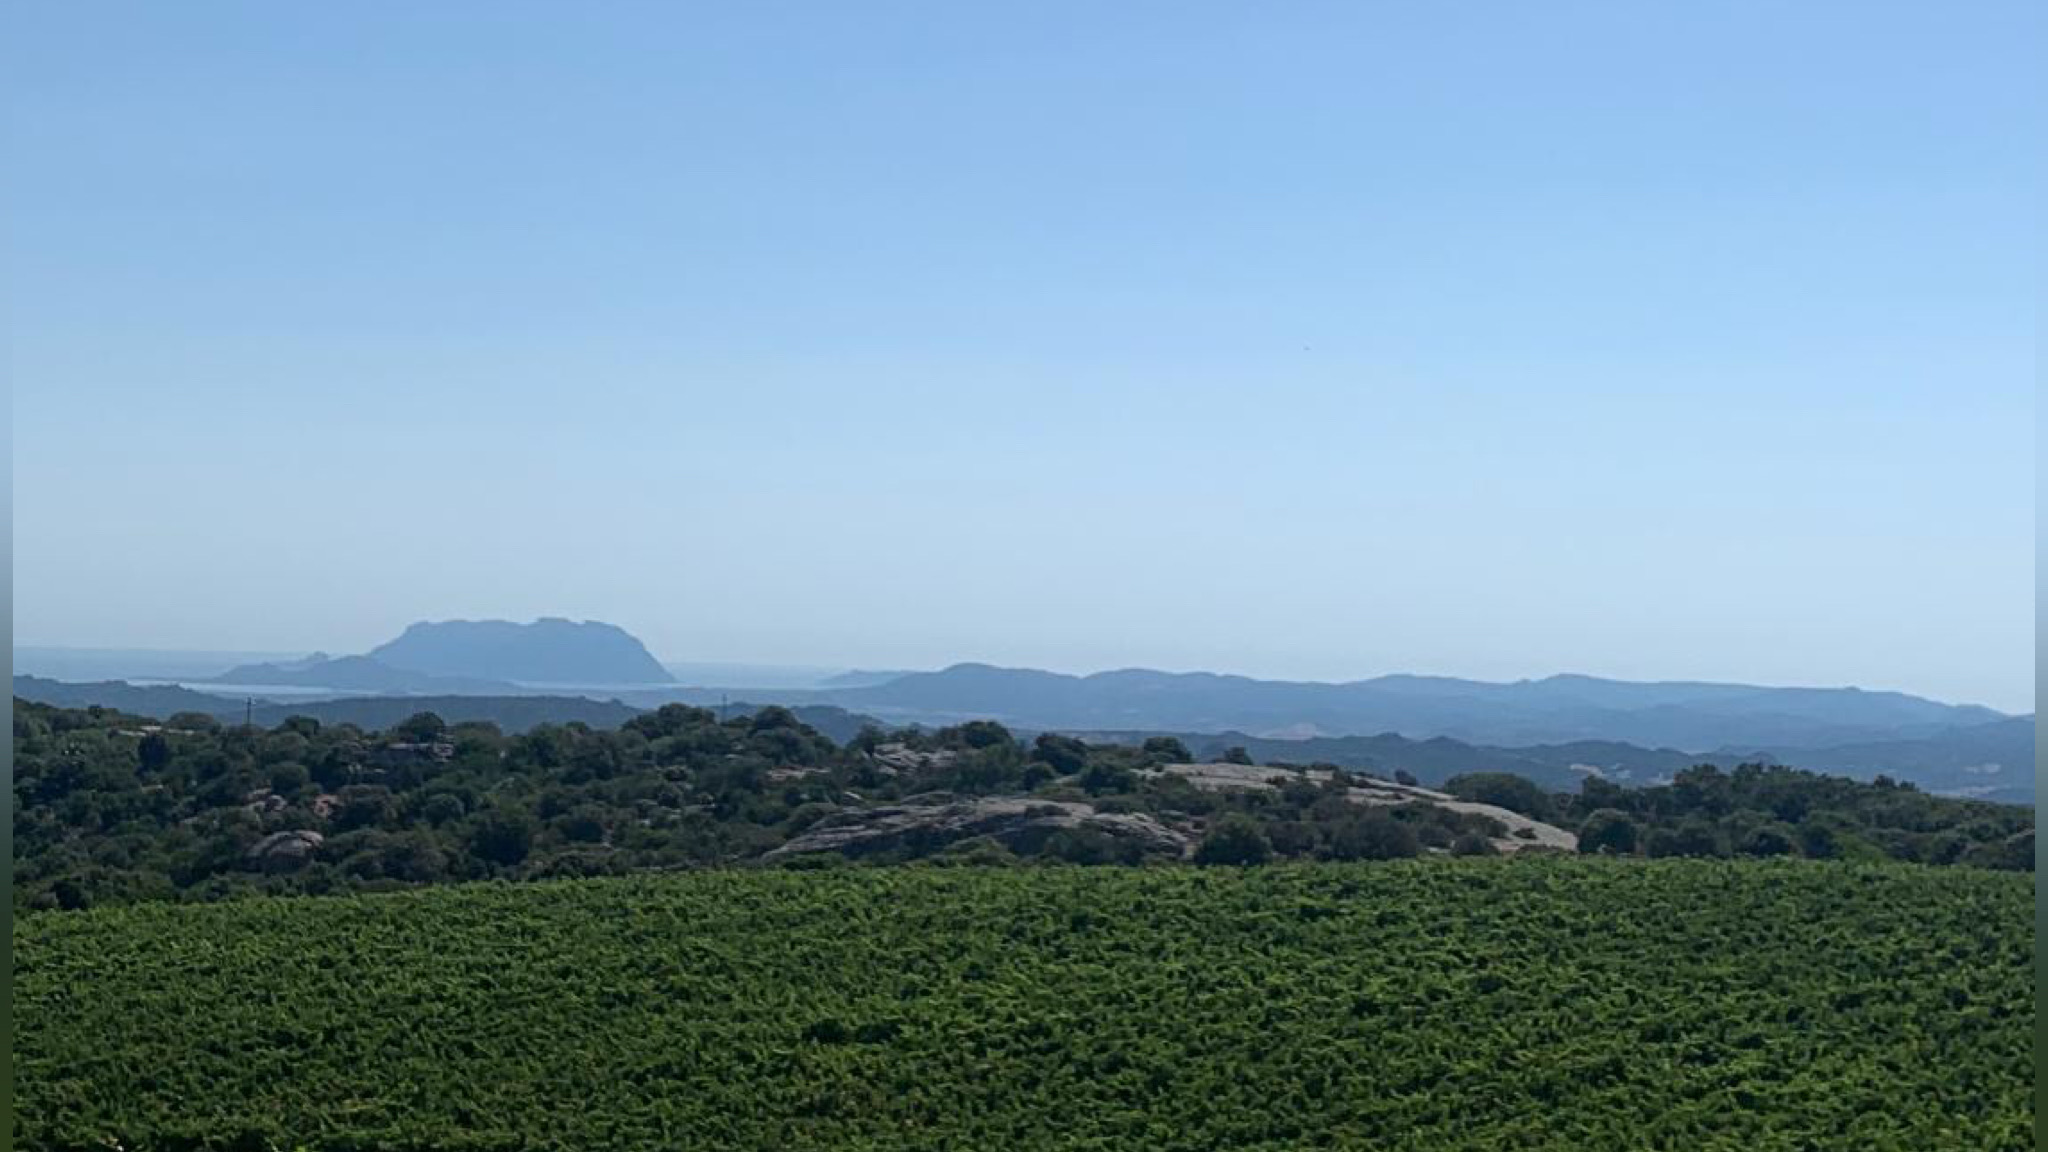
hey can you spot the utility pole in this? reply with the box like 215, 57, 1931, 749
720, 694, 729, 723
245, 697, 254, 729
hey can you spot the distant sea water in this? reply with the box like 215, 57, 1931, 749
15, 647, 872, 697
658, 663, 858, 690
14, 647, 309, 684
134, 680, 347, 699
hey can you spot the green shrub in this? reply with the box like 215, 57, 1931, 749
1444, 772, 1554, 821
1577, 809, 1639, 856
1326, 812, 1422, 861
1194, 815, 1272, 865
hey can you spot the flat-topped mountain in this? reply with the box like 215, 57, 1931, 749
189, 619, 672, 694
369, 618, 673, 685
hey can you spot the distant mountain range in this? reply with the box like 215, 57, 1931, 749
1061, 719, 2034, 803
34, 626, 2008, 753
13, 621, 2030, 802
776, 663, 2008, 752
15, 673, 2031, 803
12, 676, 252, 719
1720, 716, 2036, 802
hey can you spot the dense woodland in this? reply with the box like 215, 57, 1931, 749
13, 698, 2033, 911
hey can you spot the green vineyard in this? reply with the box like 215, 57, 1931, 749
14, 859, 2034, 1151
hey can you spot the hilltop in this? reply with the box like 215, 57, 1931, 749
12, 697, 2029, 913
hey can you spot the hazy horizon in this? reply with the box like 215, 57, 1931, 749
10, 631, 2030, 713
10, 3, 2037, 714
8, 10, 2036, 1151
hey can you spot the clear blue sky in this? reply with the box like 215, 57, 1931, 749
7, 2, 2038, 710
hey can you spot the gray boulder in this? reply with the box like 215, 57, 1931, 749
247, 829, 325, 871
769, 797, 1189, 859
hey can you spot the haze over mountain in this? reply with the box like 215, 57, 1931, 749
1062, 719, 2033, 804
14, 617, 2029, 801
790, 663, 2008, 752
11, 675, 253, 719
1720, 716, 2036, 803
14, 669, 2028, 803
20, 615, 2016, 746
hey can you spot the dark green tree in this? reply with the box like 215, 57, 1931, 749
1577, 809, 1639, 855
1446, 773, 1554, 821
1079, 761, 1136, 796
1141, 736, 1191, 763
1737, 823, 1798, 858
1450, 832, 1498, 856
470, 809, 537, 867
333, 785, 396, 831
136, 732, 171, 773
1194, 814, 1272, 865
948, 721, 1014, 750
393, 712, 448, 743
268, 762, 310, 795
1327, 812, 1422, 861
421, 793, 467, 826
1266, 820, 1318, 857
1032, 733, 1088, 775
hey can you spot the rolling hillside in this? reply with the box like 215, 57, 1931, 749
15, 672, 2030, 800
